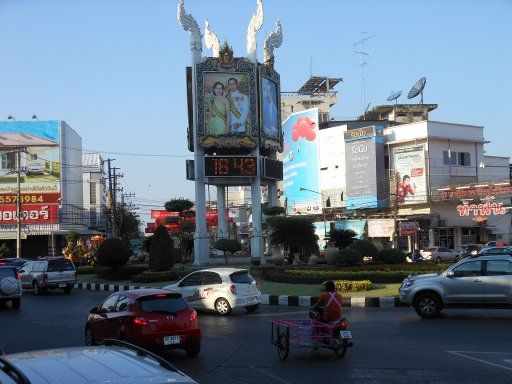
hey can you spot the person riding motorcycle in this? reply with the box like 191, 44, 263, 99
412, 249, 424, 263
311, 280, 342, 323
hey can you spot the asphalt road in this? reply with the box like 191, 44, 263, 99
1, 289, 512, 384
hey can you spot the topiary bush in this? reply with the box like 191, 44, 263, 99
349, 239, 379, 259
96, 238, 130, 268
214, 239, 242, 255
262, 205, 286, 216
325, 229, 357, 249
149, 225, 176, 272
336, 248, 363, 266
377, 248, 407, 264
322, 280, 372, 292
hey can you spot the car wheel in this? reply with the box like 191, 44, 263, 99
215, 298, 232, 316
11, 298, 21, 310
435, 257, 442, 263
185, 340, 201, 357
85, 327, 96, 346
33, 281, 44, 295
63, 286, 72, 294
244, 304, 259, 313
414, 293, 442, 319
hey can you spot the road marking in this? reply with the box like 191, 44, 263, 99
446, 351, 512, 372
251, 367, 293, 384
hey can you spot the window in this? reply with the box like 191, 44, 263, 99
115, 296, 131, 312
30, 154, 38, 160
137, 294, 189, 314
101, 295, 119, 312
486, 260, 512, 276
458, 152, 471, 166
180, 273, 203, 287
90, 182, 97, 204
438, 247, 451, 253
229, 271, 255, 284
461, 228, 480, 245
48, 259, 75, 272
434, 228, 454, 249
453, 261, 482, 277
202, 272, 222, 285
443, 150, 458, 165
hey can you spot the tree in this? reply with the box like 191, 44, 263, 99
336, 248, 363, 266
349, 239, 379, 259
262, 205, 286, 216
96, 238, 130, 268
325, 229, 357, 249
165, 198, 194, 212
105, 206, 141, 244
267, 216, 319, 256
149, 225, 176, 271
65, 230, 79, 244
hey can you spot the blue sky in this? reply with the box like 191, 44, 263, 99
1, 0, 511, 224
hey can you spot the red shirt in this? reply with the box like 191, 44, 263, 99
317, 292, 342, 322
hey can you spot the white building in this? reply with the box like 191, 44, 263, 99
82, 153, 107, 231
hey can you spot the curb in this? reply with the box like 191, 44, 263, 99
74, 282, 406, 308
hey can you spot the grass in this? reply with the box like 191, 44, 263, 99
78, 274, 400, 297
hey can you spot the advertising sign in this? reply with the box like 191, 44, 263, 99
196, 57, 257, 149
393, 145, 427, 205
0, 204, 59, 224
282, 108, 321, 215
344, 126, 386, 210
367, 219, 395, 238
334, 220, 366, 239
399, 222, 417, 236
0, 121, 61, 224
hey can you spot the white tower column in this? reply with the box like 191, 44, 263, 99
216, 187, 228, 238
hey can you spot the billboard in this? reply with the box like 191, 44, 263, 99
393, 145, 427, 205
367, 219, 395, 238
344, 126, 387, 210
196, 56, 258, 149
259, 65, 282, 151
0, 121, 61, 224
282, 108, 321, 215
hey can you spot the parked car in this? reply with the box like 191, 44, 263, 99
400, 254, 512, 318
479, 246, 512, 256
0, 266, 21, 309
485, 241, 506, 247
85, 289, 201, 357
458, 244, 482, 258
163, 268, 262, 316
420, 247, 461, 262
0, 340, 197, 384
0, 258, 29, 269
19, 257, 76, 295
25, 161, 45, 175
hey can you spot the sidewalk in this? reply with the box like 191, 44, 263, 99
73, 281, 405, 308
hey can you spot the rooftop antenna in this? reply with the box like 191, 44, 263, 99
407, 77, 426, 104
353, 32, 377, 115
386, 90, 402, 105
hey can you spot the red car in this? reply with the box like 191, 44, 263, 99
85, 288, 201, 357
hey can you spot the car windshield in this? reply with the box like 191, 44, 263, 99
47, 259, 75, 272
137, 294, 189, 314
0, 268, 16, 279
230, 271, 255, 284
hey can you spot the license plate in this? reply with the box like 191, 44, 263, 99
163, 336, 180, 345
340, 331, 352, 339
58, 283, 66, 288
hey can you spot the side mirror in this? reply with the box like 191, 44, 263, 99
446, 271, 455, 278
90, 306, 101, 314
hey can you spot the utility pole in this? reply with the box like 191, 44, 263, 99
14, 149, 24, 258
120, 192, 135, 239
112, 168, 122, 237
106, 159, 114, 236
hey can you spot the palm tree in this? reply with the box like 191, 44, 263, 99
325, 229, 357, 249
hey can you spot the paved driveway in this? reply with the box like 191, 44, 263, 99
1, 289, 511, 383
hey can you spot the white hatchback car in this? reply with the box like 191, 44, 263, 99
163, 268, 262, 316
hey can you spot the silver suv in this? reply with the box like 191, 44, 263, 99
19, 257, 77, 295
0, 266, 21, 309
400, 255, 512, 318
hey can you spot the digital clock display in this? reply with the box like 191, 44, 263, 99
204, 156, 257, 177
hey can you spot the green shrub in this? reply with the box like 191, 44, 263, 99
323, 280, 372, 292
377, 248, 406, 264
95, 264, 149, 280
165, 198, 194, 212
325, 229, 356, 249
214, 239, 242, 254
262, 205, 286, 216
349, 239, 379, 258
96, 238, 130, 268
149, 225, 176, 272
131, 269, 188, 283
336, 248, 363, 266
77, 266, 94, 275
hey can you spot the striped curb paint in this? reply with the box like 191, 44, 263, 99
74, 283, 406, 308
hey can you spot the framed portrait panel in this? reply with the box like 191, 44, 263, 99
196, 58, 257, 149
258, 66, 282, 151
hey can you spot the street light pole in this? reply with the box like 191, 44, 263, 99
299, 187, 327, 240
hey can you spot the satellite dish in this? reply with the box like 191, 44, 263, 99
407, 77, 426, 104
386, 90, 402, 104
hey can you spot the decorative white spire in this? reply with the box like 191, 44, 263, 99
177, 0, 202, 53
204, 20, 221, 58
246, 0, 264, 62
263, 19, 283, 64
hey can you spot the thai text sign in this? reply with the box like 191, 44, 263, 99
367, 219, 395, 238
399, 222, 417, 236
0, 204, 58, 224
440, 184, 512, 200
457, 196, 506, 217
